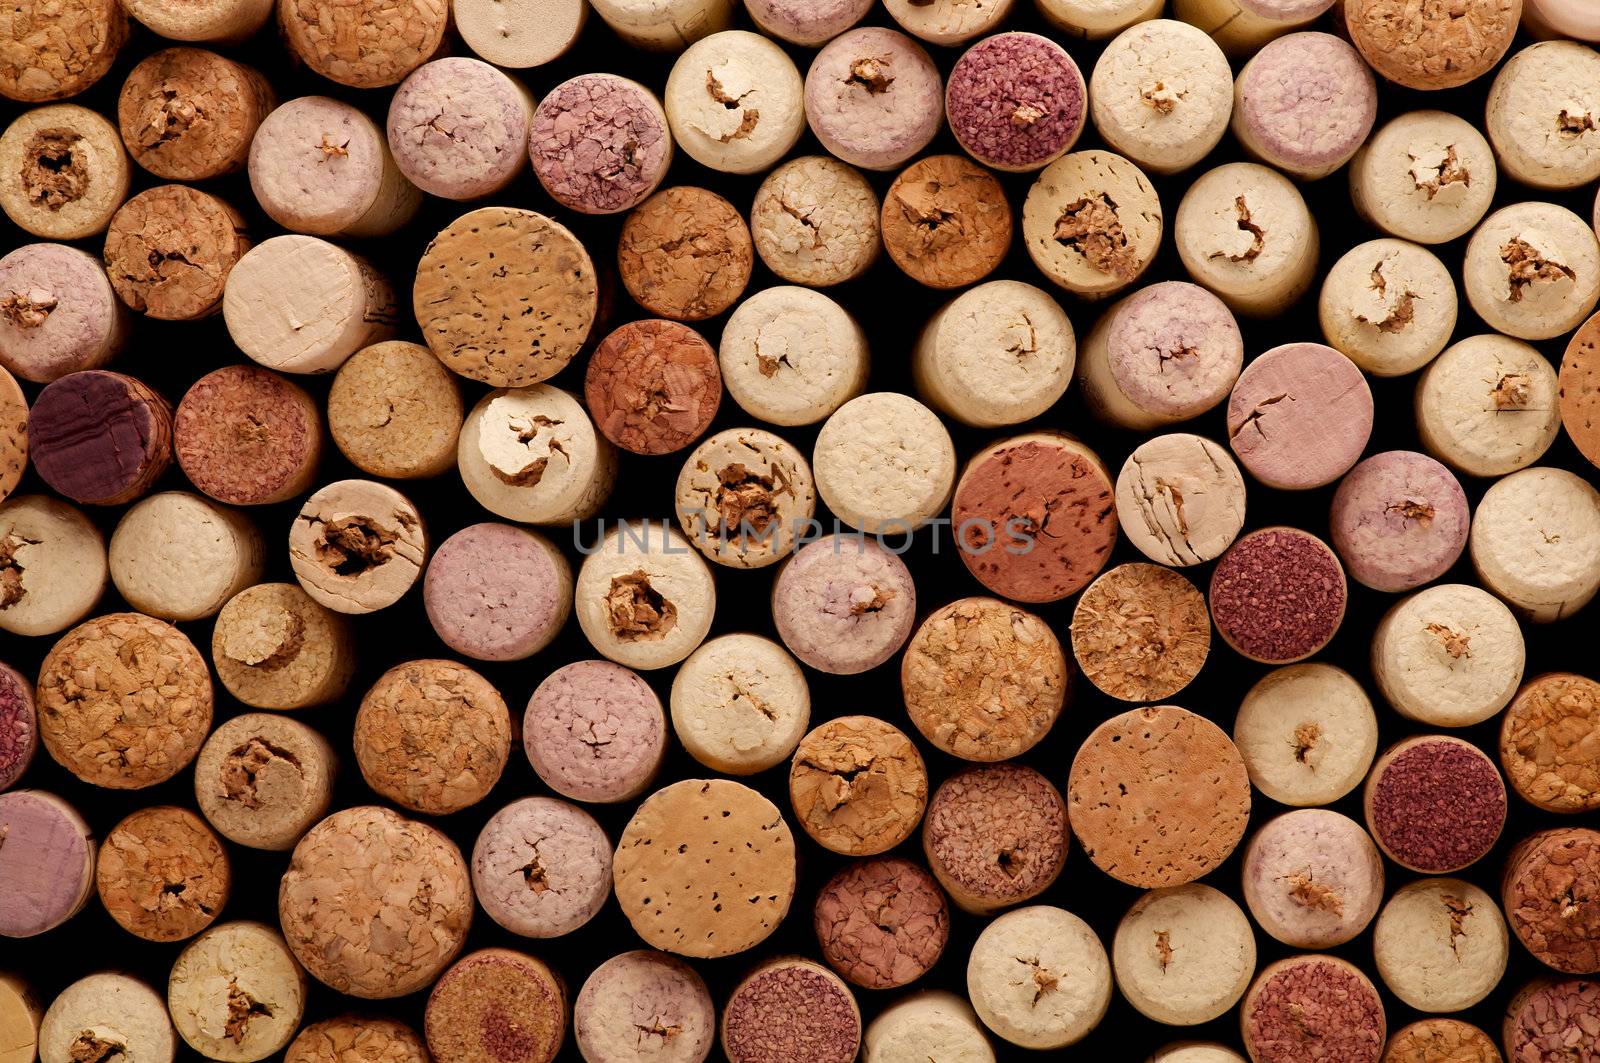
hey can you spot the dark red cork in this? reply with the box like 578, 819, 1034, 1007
27, 370, 172, 506
1368, 739, 1506, 873
814, 856, 949, 990
722, 961, 860, 1063
945, 32, 1086, 170
1505, 979, 1600, 1062
1209, 527, 1346, 664
1244, 957, 1385, 1063
0, 661, 35, 792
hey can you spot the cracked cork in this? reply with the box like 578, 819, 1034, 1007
814, 856, 948, 989
96, 805, 228, 942
117, 47, 275, 181
789, 715, 927, 856
523, 660, 666, 804
882, 155, 1012, 289
1501, 673, 1600, 813
103, 185, 250, 321
585, 319, 722, 455
288, 480, 426, 615
278, 0, 448, 89
196, 713, 335, 851
168, 921, 305, 1062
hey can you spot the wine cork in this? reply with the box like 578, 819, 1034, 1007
586, 320, 721, 455
750, 156, 880, 288
748, 0, 870, 44
0, 368, 18, 505
288, 479, 428, 614
1562, 312, 1600, 469
280, 806, 472, 998
0, 243, 125, 383
1150, 1046, 1246, 1063
425, 523, 571, 661
1374, 584, 1525, 728
194, 713, 335, 851
1463, 202, 1600, 341
574, 522, 716, 670
815, 857, 947, 990
575, 952, 715, 1063
472, 796, 611, 938
1385, 1020, 1502, 1063
864, 991, 995, 1063
458, 386, 615, 524
0, 662, 36, 792
388, 59, 533, 200
947, 32, 1086, 174
1174, 162, 1318, 316
720, 286, 869, 426
117, 48, 273, 181
37, 613, 211, 789
0, 790, 94, 937
1420, 335, 1560, 477
672, 633, 808, 775
109, 491, 263, 622
0, 495, 106, 637
723, 957, 861, 1063
102, 186, 247, 320
804, 27, 943, 173
529, 75, 669, 216
674, 428, 814, 569
121, 0, 272, 41
1232, 33, 1376, 181
1351, 111, 1499, 246
1471, 466, 1600, 622
1345, 0, 1519, 91
813, 392, 956, 534
1374, 878, 1508, 1013
175, 365, 323, 505
279, 0, 446, 88
524, 660, 666, 803
1504, 979, 1600, 1062
1234, 663, 1377, 806
771, 535, 917, 674
1329, 451, 1470, 594
1524, 0, 1600, 38
249, 97, 420, 239
1071, 563, 1209, 703
923, 764, 1067, 914
1040, 0, 1164, 38
1486, 42, 1600, 191
588, 0, 733, 49
0, 973, 40, 1063
885, 0, 1014, 43
1023, 150, 1162, 299
615, 778, 796, 957
1227, 343, 1373, 490
882, 155, 1011, 289
0, 0, 126, 103
1172, 0, 1333, 53
791, 715, 927, 857
1365, 735, 1508, 873
39, 974, 174, 1063
286, 1018, 429, 1063
0, 104, 129, 239
1502, 829, 1600, 973
666, 30, 804, 175
1113, 884, 1256, 1025
1501, 673, 1600, 813
1116, 433, 1247, 567
328, 341, 460, 479
619, 186, 752, 320
97, 805, 228, 942
1211, 528, 1347, 664
455, 0, 585, 67
966, 906, 1111, 1049
1090, 19, 1233, 176
168, 921, 304, 1063
212, 582, 356, 710
425, 950, 566, 1063
1241, 809, 1383, 950
1319, 239, 1457, 377
1241, 956, 1385, 1063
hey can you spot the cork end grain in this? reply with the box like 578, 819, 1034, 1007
924, 763, 1068, 913
722, 959, 860, 1063
1116, 433, 1247, 568
289, 480, 426, 614
104, 185, 249, 321
0, 661, 36, 791
1367, 737, 1506, 873
0, 790, 95, 938
1504, 979, 1600, 1061
1243, 957, 1385, 1063
966, 905, 1111, 1049
531, 74, 670, 215
1345, 0, 1519, 91
286, 1016, 430, 1063
1503, 828, 1600, 975
523, 659, 666, 803
196, 713, 334, 851
1501, 673, 1600, 813
212, 582, 354, 710
0, 0, 127, 103
1382, 1019, 1500, 1063
789, 715, 926, 856
176, 364, 321, 505
946, 32, 1085, 170
117, 48, 274, 181
585, 320, 721, 455
1072, 563, 1210, 702
425, 949, 565, 1063
618, 186, 752, 320
1560, 311, 1600, 469
882, 155, 1011, 289
97, 805, 228, 942
329, 340, 461, 480
574, 951, 716, 1063
168, 921, 305, 1063
1210, 528, 1346, 664
472, 797, 611, 938
279, 0, 448, 89
815, 856, 948, 989
750, 156, 880, 286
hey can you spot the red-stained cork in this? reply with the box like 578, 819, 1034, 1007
530, 75, 671, 215
585, 320, 721, 456
175, 365, 321, 506
722, 959, 860, 1063
425, 948, 565, 1063
1367, 737, 1506, 873
1244, 956, 1385, 1063
1504, 978, 1600, 1062
922, 763, 1068, 913
1210, 527, 1346, 664
0, 662, 35, 792
946, 33, 1086, 171
27, 370, 172, 506
814, 857, 949, 989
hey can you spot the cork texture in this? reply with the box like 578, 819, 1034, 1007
0, 367, 25, 504
28, 370, 172, 506
586, 320, 721, 455
0, 0, 127, 102
1242, 957, 1384, 1063
278, 0, 448, 89
1486, 42, 1600, 191
0, 972, 37, 1063
1463, 202, 1600, 342
531, 74, 670, 215
864, 991, 994, 1063
0, 662, 36, 792
37, 972, 175, 1063
1503, 828, 1600, 974
458, 385, 617, 526
1071, 563, 1209, 702
1416, 334, 1561, 477
618, 186, 752, 320
1365, 736, 1507, 873
423, 523, 571, 661
1089, 18, 1232, 175
1373, 878, 1507, 1013
1345, 0, 1518, 91
0, 790, 95, 937
329, 340, 460, 479
722, 958, 860, 1063
719, 286, 869, 426
814, 391, 956, 533
212, 582, 356, 710
108, 490, 264, 622
454, 0, 586, 67
670, 633, 810, 775
387, 58, 531, 201
1174, 162, 1317, 315
1023, 150, 1161, 298
1469, 467, 1600, 622
1350, 111, 1497, 245
572, 523, 716, 671
966, 905, 1111, 1049
674, 428, 813, 567
424, 949, 565, 1063
195, 713, 335, 851
923, 764, 1067, 914
0, 243, 124, 384
1560, 311, 1600, 469
1227, 342, 1373, 490
288, 479, 427, 614
523, 659, 666, 803
946, 32, 1085, 172
471, 796, 611, 938
749, 0, 870, 44
117, 47, 274, 181
1382, 1019, 1500, 1063
1504, 978, 1600, 1061
771, 534, 917, 674
167, 921, 305, 1062
573, 951, 716, 1063
1233, 663, 1377, 807
1233, 32, 1375, 179
1113, 883, 1255, 1026
0, 494, 108, 638
96, 805, 229, 942
0, 103, 130, 240
882, 155, 1011, 289
176, 364, 322, 505
104, 185, 248, 321
804, 27, 943, 172
665, 30, 805, 175
285, 1017, 430, 1063
1083, 281, 1242, 428
1211, 527, 1347, 663
1241, 809, 1384, 950
1501, 673, 1600, 813
750, 156, 880, 287
790, 715, 927, 856
1116, 433, 1247, 567
814, 857, 948, 989
1318, 238, 1458, 377
885, 0, 1014, 44
1373, 584, 1524, 728
1330, 450, 1470, 593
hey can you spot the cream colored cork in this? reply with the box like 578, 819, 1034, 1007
588, 0, 733, 49
865, 991, 994, 1063
39, 974, 175, 1063
195, 714, 336, 851
1072, 563, 1210, 703
1116, 434, 1247, 567
1463, 202, 1600, 341
328, 340, 462, 480
813, 392, 956, 533
665, 31, 805, 175
1024, 150, 1162, 300
1090, 19, 1233, 175
1234, 663, 1378, 807
118, 48, 274, 181
122, 0, 272, 42
288, 479, 428, 615
278, 0, 447, 89
789, 715, 928, 857
1350, 111, 1498, 246
1241, 809, 1384, 950
0, 974, 40, 1063
1470, 466, 1600, 622
455, 0, 586, 67
672, 633, 809, 775
719, 286, 869, 427
1415, 334, 1560, 477
285, 1017, 429, 1063
1041, 0, 1163, 39
212, 582, 356, 710
1319, 239, 1458, 378
0, 0, 127, 103
1175, 161, 1318, 317
109, 491, 263, 622
1148, 1045, 1246, 1063
168, 921, 304, 1063
1372, 584, 1525, 728
0, 367, 18, 504
884, 0, 1014, 44
574, 521, 716, 670
1113, 884, 1257, 1025
1486, 42, 1600, 191
0, 104, 129, 240
0, 494, 107, 637
967, 906, 1112, 1049
674, 427, 815, 569
458, 385, 617, 525
96, 805, 229, 942
1345, 0, 1518, 91
1373, 878, 1507, 1013
750, 156, 881, 288
104, 185, 249, 321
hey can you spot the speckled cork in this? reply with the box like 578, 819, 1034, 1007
1320, 239, 1458, 377
1330, 451, 1470, 594
722, 957, 861, 1063
586, 320, 721, 456
175, 365, 321, 506
455, 0, 586, 67
749, 0, 870, 44
1071, 563, 1210, 703
1464, 202, 1600, 342
28, 370, 170, 506
588, 0, 734, 51
674, 428, 813, 569
0, 0, 127, 102
118, 48, 273, 181
280, 806, 472, 998
388, 58, 533, 201
1375, 584, 1524, 728
472, 796, 611, 939
1365, 736, 1508, 873
524, 659, 666, 803
885, 0, 1014, 43
102, 185, 248, 321
1503, 828, 1600, 974
0, 495, 107, 637
619, 186, 752, 320
288, 479, 428, 615
38, 973, 175, 1063
1234, 663, 1378, 807
425, 523, 571, 661
967, 905, 1111, 1049
530, 74, 669, 215
458, 385, 617, 525
1068, 705, 1250, 888
1374, 877, 1508, 1013
1241, 809, 1383, 950
671, 633, 809, 775
881, 155, 1011, 289
1345, 0, 1519, 92
0, 973, 38, 1063
1232, 33, 1375, 181
1470, 467, 1600, 622
1116, 434, 1247, 568
194, 713, 335, 851
1383, 1019, 1502, 1063
720, 287, 868, 426
1228, 343, 1372, 490
1175, 162, 1318, 316
1562, 310, 1600, 469
923, 764, 1067, 914
573, 522, 716, 670
1501, 674, 1600, 813
285, 1017, 430, 1063
0, 790, 95, 937
771, 534, 916, 674
790, 715, 927, 857
750, 157, 880, 288
815, 857, 948, 989
0, 243, 125, 383
1090, 19, 1233, 176
1351, 111, 1498, 246
1503, 978, 1600, 1060
212, 582, 356, 710
814, 392, 956, 533
329, 341, 461, 480
665, 31, 805, 175
574, 951, 716, 1063
167, 921, 305, 1063
1114, 884, 1256, 1026
278, 0, 446, 89
1485, 42, 1600, 192
864, 991, 995, 1063
108, 491, 264, 622
0, 104, 129, 240
1241, 956, 1385, 1063
947, 33, 1085, 173
614, 778, 797, 958
1210, 528, 1347, 664
804, 27, 943, 173
0, 662, 36, 792
1417, 335, 1561, 478
1023, 150, 1162, 299
97, 805, 228, 942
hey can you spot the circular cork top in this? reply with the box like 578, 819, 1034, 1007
815, 857, 948, 989
248, 97, 393, 236
424, 523, 569, 661
424, 949, 565, 1063
471, 797, 611, 939
585, 320, 721, 455
1069, 705, 1250, 888
1383, 1019, 1500, 1063
1501, 673, 1600, 813
37, 612, 211, 789
1210, 528, 1346, 664
1116, 433, 1247, 567
0, 103, 130, 241
1504, 828, 1600, 974
1072, 563, 1210, 702
1366, 736, 1507, 873
0, 368, 23, 507
965, 904, 1111, 1049
0, 790, 94, 937
1228, 342, 1372, 490
279, 805, 472, 998
176, 364, 320, 505
0, 662, 35, 791
329, 341, 461, 480
666, 30, 806, 175
531, 74, 670, 215
1243, 957, 1385, 1063
1023, 150, 1163, 298
194, 713, 333, 851
1235, 33, 1375, 177
902, 597, 1068, 761
1345, 0, 1518, 91
789, 715, 927, 856
96, 805, 228, 942
387, 58, 530, 201
117, 48, 274, 181
946, 33, 1086, 171
1506, 979, 1600, 1061
1234, 663, 1378, 808
0, 242, 124, 386
1330, 450, 1470, 594
751, 156, 881, 287
415, 207, 598, 388
722, 958, 861, 1063
1373, 877, 1506, 1014
288, 479, 427, 614
1114, 883, 1256, 1026
0, 494, 108, 639
355, 660, 511, 816
1243, 809, 1384, 950
104, 185, 249, 321
279, 0, 447, 88
0, 0, 127, 103
618, 186, 752, 321
1101, 282, 1244, 420
524, 659, 665, 803
286, 1017, 430, 1063
168, 920, 306, 1062
212, 582, 354, 710
28, 371, 171, 506
1560, 311, 1600, 469
882, 155, 1011, 289
772, 535, 916, 674
923, 764, 1068, 912
574, 951, 716, 1063
804, 27, 943, 172
674, 428, 816, 569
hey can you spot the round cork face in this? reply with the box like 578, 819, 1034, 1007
1365, 737, 1507, 874
965, 904, 1112, 1050
1228, 343, 1373, 490
613, 778, 797, 958
1022, 149, 1163, 298
0, 0, 127, 103
279, 0, 448, 89
117, 48, 274, 182
39, 973, 175, 1063
1233, 33, 1375, 180
789, 715, 927, 857
96, 805, 228, 943
0, 103, 130, 241
618, 186, 752, 321
1329, 450, 1470, 594
424, 523, 570, 661
103, 185, 249, 321
168, 921, 306, 1063
815, 856, 949, 989
1382, 1019, 1500, 1063
1068, 705, 1250, 888
1463, 202, 1600, 343
1241, 809, 1384, 951
28, 371, 172, 507
902, 597, 1069, 761
1560, 311, 1600, 470
671, 633, 810, 775
424, 949, 565, 1063
1089, 19, 1232, 177
1503, 828, 1600, 974
211, 582, 355, 711
1372, 878, 1507, 1014
286, 1017, 430, 1063
0, 242, 123, 385
771, 534, 917, 675
1501, 673, 1600, 813
471, 797, 611, 939
749, 0, 872, 44
287, 479, 428, 615
664, 30, 806, 176
882, 155, 1012, 289
0, 790, 95, 937
674, 427, 816, 569
0, 661, 36, 792
1344, 0, 1517, 91
531, 74, 671, 215
946, 32, 1086, 172
722, 959, 861, 1063
194, 714, 332, 853
1113, 883, 1256, 1027
1210, 528, 1347, 665
574, 951, 716, 1063
1094, 281, 1244, 426
1242, 957, 1385, 1063
0, 494, 108, 639
175, 364, 321, 506
387, 58, 531, 201
803, 27, 944, 173
1116, 433, 1247, 567
1072, 563, 1210, 703
1505, 979, 1600, 1061
0, 367, 23, 504
750, 156, 881, 288
585, 320, 721, 455
524, 660, 666, 804
329, 340, 462, 480
922, 763, 1068, 913
1233, 663, 1378, 808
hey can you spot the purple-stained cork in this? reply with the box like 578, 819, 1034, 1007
1228, 343, 1373, 490
1234, 32, 1377, 179
803, 27, 944, 172
1329, 451, 1469, 593
1368, 738, 1506, 873
1243, 957, 1385, 1063
471, 797, 611, 939
0, 663, 35, 793
0, 790, 95, 938
387, 58, 532, 201
722, 960, 861, 1063
530, 74, 671, 215
0, 243, 123, 384
574, 951, 715, 1063
771, 534, 917, 675
1210, 528, 1346, 664
1096, 281, 1243, 423
424, 948, 564, 1063
27, 370, 172, 506
1505, 979, 1600, 1061
523, 660, 665, 803
424, 523, 568, 661
814, 856, 949, 989
945, 32, 1086, 172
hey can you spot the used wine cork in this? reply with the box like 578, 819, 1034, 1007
666, 30, 804, 175
280, 806, 472, 998
1171, 0, 1333, 54
1234, 663, 1378, 807
573, 522, 716, 670
966, 906, 1112, 1049
720, 286, 869, 426
175, 364, 323, 505
1351, 111, 1499, 246
615, 778, 796, 958
790, 715, 927, 857
1174, 162, 1318, 316
0, 973, 40, 1063
882, 155, 1011, 289
109, 491, 263, 621
1023, 150, 1162, 299
771, 534, 917, 675
279, 0, 447, 89
118, 48, 273, 181
249, 97, 420, 238
0, 104, 129, 239
750, 156, 880, 287
424, 523, 572, 661
586, 320, 721, 456
885, 0, 1015, 43
1420, 334, 1560, 478
1113, 884, 1256, 1025
1241, 956, 1385, 1063
530, 74, 669, 215
102, 185, 247, 321
211, 582, 356, 710
1524, 0, 1600, 38
387, 59, 534, 201
948, 32, 1086, 174
1504, 979, 1600, 1061
1211, 528, 1347, 664
723, 957, 861, 1063
1463, 202, 1600, 341
1241, 809, 1383, 950
804, 27, 943, 173
1090, 20, 1233, 176
425, 950, 565, 1063
1562, 312, 1600, 469
458, 385, 616, 524
0, 495, 107, 637
39, 974, 175, 1063
0, 790, 95, 937
1041, 0, 1163, 38
167, 921, 305, 1063
97, 805, 229, 942
473, 797, 611, 939
923, 764, 1067, 914
672, 634, 809, 775
1486, 42, 1600, 191
1470, 466, 1600, 621
574, 951, 716, 1063
455, 0, 586, 67
524, 660, 667, 803
0, 243, 125, 383
619, 186, 752, 320
674, 428, 813, 569
813, 392, 956, 534
1319, 239, 1458, 377
1072, 563, 1210, 703
0, 0, 126, 102
1227, 343, 1373, 490
1385, 1020, 1502, 1063
748, 0, 871, 44
1232, 33, 1376, 181
1501, 673, 1600, 813
1374, 878, 1508, 1013
1329, 451, 1470, 594
1365, 735, 1508, 873
121, 0, 272, 41
1502, 829, 1600, 973
0, 662, 36, 792
329, 341, 461, 479
864, 991, 995, 1063
1372, 584, 1525, 728
194, 713, 335, 851
288, 479, 428, 615
1345, 0, 1519, 92
285, 1018, 429, 1063
0, 368, 18, 505
1150, 1046, 1247, 1063
815, 857, 947, 990
1116, 433, 1247, 567
587, 0, 733, 49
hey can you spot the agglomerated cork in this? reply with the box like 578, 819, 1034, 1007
0, 243, 125, 383
574, 951, 716, 1063
671, 633, 810, 775
1502, 828, 1600, 974
1417, 334, 1561, 477
1365, 736, 1508, 874
121, 0, 272, 41
0, 662, 36, 792
1023, 150, 1161, 299
38, 973, 175, 1063
1148, 1046, 1247, 1063
884, 0, 1014, 43
947, 32, 1086, 174
0, 495, 107, 637
118, 48, 273, 181
1351, 111, 1499, 246
175, 365, 322, 505
619, 186, 752, 320
722, 957, 861, 1063
0, 104, 129, 240
1345, 0, 1518, 92
167, 921, 305, 1063
748, 0, 870, 44
1234, 663, 1378, 807
96, 805, 229, 942
424, 523, 572, 661
0, 0, 127, 102
0, 790, 95, 937
1071, 563, 1209, 703
966, 905, 1111, 1049
1240, 956, 1385, 1063
530, 74, 670, 215
458, 385, 617, 524
212, 582, 356, 710
354, 659, 511, 816
1232, 32, 1375, 181
674, 428, 814, 568
1210, 528, 1348, 665
387, 58, 533, 201
471, 797, 611, 938
814, 392, 956, 534
1068, 705, 1250, 888
1561, 312, 1600, 469
1464, 202, 1600, 342
586, 320, 721, 455
1090, 19, 1233, 176
1470, 467, 1600, 622
454, 0, 586, 67
790, 715, 927, 857
573, 522, 716, 670
1241, 809, 1384, 950
1330, 451, 1470, 594
923, 764, 1067, 914
881, 155, 1011, 290
1374, 584, 1525, 729
0, 973, 38, 1063
750, 156, 880, 288
815, 857, 948, 990
278, 0, 447, 89
720, 286, 868, 427
109, 491, 264, 621
1383, 1020, 1501, 1063
1503, 979, 1600, 1062
804, 27, 943, 173
864, 991, 995, 1063
102, 185, 249, 321
666, 30, 805, 175
1112, 884, 1256, 1025
1319, 239, 1458, 377
523, 659, 667, 803
28, 371, 171, 506
288, 479, 428, 615
425, 950, 566, 1063
1374, 877, 1508, 1013
771, 534, 917, 675
1116, 433, 1247, 568
194, 713, 335, 851
1175, 162, 1318, 316
1228, 343, 1373, 490
1501, 673, 1600, 813
587, 0, 734, 50
329, 341, 460, 479
0, 368, 19, 504
280, 806, 472, 998
1486, 42, 1600, 191
285, 1017, 429, 1063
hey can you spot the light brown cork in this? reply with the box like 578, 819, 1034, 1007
195, 713, 337, 851
0, 104, 130, 240
288, 479, 427, 614
881, 154, 1012, 289
278, 0, 448, 89
0, 0, 128, 103
1345, 0, 1519, 91
286, 1017, 430, 1063
121, 0, 273, 43
1500, 673, 1600, 813
618, 186, 752, 321
789, 715, 928, 856
328, 340, 462, 479
96, 805, 230, 942
1071, 563, 1211, 702
212, 582, 356, 710
0, 973, 40, 1063
0, 367, 25, 504
174, 364, 323, 506
103, 185, 249, 321
117, 48, 274, 181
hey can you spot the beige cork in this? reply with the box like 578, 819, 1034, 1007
0, 494, 107, 637
619, 186, 752, 321
587, 0, 734, 50
0, 974, 40, 1063
0, 367, 22, 503
1024, 150, 1163, 299
751, 156, 881, 288
118, 48, 274, 181
886, 0, 1015, 44
1175, 161, 1318, 317
881, 155, 1012, 290
278, 0, 447, 89
286, 1017, 429, 1063
1463, 202, 1600, 342
967, 905, 1112, 1049
719, 286, 870, 427
1350, 110, 1499, 246
1234, 663, 1378, 807
38, 973, 176, 1063
1114, 884, 1257, 1025
674, 427, 815, 569
1089, 19, 1233, 175
789, 715, 927, 856
328, 341, 462, 480
1071, 563, 1210, 703
664, 30, 805, 175
455, 0, 586, 67
1319, 239, 1458, 378
195, 714, 336, 852
288, 479, 427, 615
1471, 467, 1600, 622
212, 582, 356, 710
109, 491, 263, 622
574, 521, 716, 670
1416, 334, 1560, 478
1116, 433, 1248, 568
1372, 584, 1525, 728
103, 185, 249, 321
864, 991, 994, 1063
96, 805, 230, 942
122, 0, 273, 41
0, 104, 129, 240
1501, 673, 1600, 813
1345, 0, 1519, 92
1373, 878, 1508, 1013
0, 0, 127, 103
672, 633, 810, 775
458, 385, 617, 525
1486, 42, 1600, 192
1171, 0, 1332, 55
167, 921, 305, 1063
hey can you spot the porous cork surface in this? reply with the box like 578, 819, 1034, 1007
1022, 149, 1163, 296
901, 597, 1068, 761
1469, 466, 1600, 622
815, 856, 948, 989
117, 47, 274, 181
1092, 281, 1243, 424
329, 341, 461, 480
750, 156, 880, 286
923, 763, 1067, 912
1503, 978, 1600, 1061
195, 713, 334, 851
586, 320, 721, 455
103, 185, 248, 321
247, 96, 413, 237
1242, 957, 1385, 1063
571, 523, 717, 671
523, 660, 665, 803
771, 535, 915, 674
1344, 0, 1518, 91
670, 633, 809, 774
471, 797, 611, 938
965, 904, 1111, 1049
0, 662, 36, 791
1228, 342, 1373, 490
1174, 162, 1316, 315
881, 155, 1011, 289
1501, 673, 1600, 813
722, 959, 861, 1063
665, 30, 804, 175
37, 972, 175, 1063
0, 368, 20, 503
1234, 32, 1375, 177
0, 0, 127, 102
387, 59, 530, 200
790, 715, 927, 856
1233, 663, 1378, 808
1484, 42, 1600, 191
1072, 563, 1210, 702
812, 391, 955, 533
574, 951, 716, 1063
674, 428, 814, 568
1116, 433, 1247, 567
285, 1016, 430, 1063
1503, 828, 1600, 974
1374, 586, 1524, 728
1242, 809, 1384, 950
27, 371, 172, 506
1373, 878, 1506, 1013
211, 582, 355, 710
1089, 18, 1232, 175
96, 805, 228, 942
1319, 238, 1458, 378
279, 806, 472, 998
1416, 334, 1560, 478
1367, 738, 1507, 873
749, 0, 871, 44
424, 949, 564, 1063
167, 920, 306, 1062
1068, 705, 1250, 888
0, 790, 94, 938
1463, 202, 1600, 343
1352, 112, 1497, 246
288, 479, 427, 614
863, 990, 994, 1062
946, 32, 1085, 170
1210, 528, 1346, 664
803, 27, 943, 172
618, 186, 752, 320
459, 385, 617, 526
0, 494, 108, 639
1330, 450, 1470, 593
1382, 1019, 1500, 1063
1113, 883, 1256, 1026
175, 364, 321, 505
1560, 311, 1600, 468
278, 0, 448, 89
0, 242, 123, 384
531, 74, 670, 214
424, 523, 569, 661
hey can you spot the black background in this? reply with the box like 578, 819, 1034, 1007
3, 2, 1600, 1060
